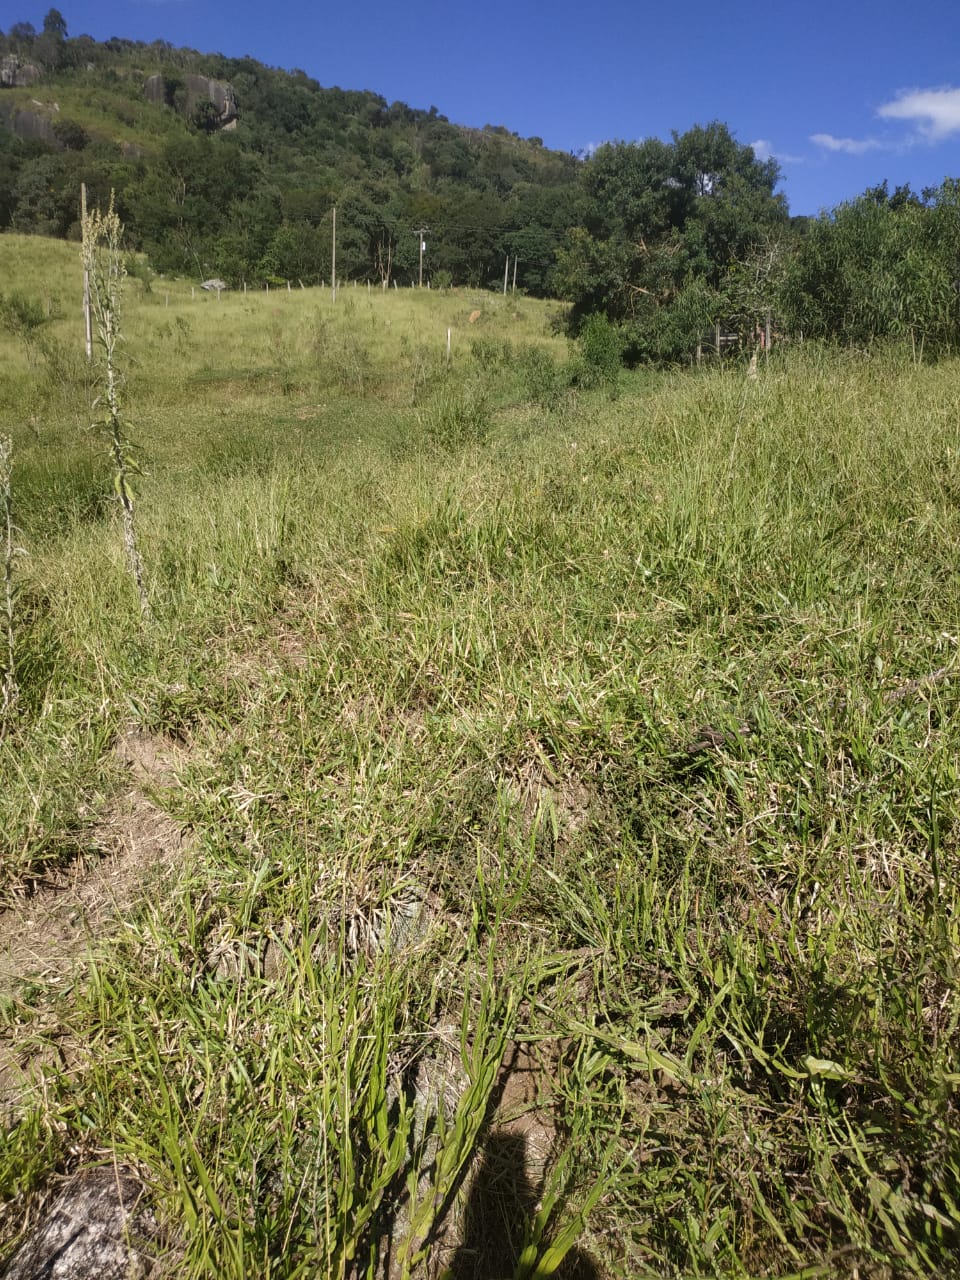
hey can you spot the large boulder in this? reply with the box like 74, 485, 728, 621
142, 72, 166, 107
0, 54, 42, 88
143, 71, 238, 129
0, 99, 58, 145
184, 74, 239, 129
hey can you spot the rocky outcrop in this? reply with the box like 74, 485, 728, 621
0, 55, 42, 88
142, 73, 166, 107
143, 72, 238, 129
0, 99, 58, 144
184, 74, 238, 128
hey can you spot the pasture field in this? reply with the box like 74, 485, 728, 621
0, 231, 959, 1278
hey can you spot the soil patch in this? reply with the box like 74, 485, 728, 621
410, 1036, 598, 1280
0, 730, 191, 1107
502, 755, 595, 843
0, 730, 189, 998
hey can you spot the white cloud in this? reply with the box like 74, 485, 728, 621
751, 138, 804, 165
877, 87, 960, 140
810, 133, 882, 155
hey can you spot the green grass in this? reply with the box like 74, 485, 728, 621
0, 231, 959, 1278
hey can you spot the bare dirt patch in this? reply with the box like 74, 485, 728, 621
420, 1038, 598, 1280
0, 731, 189, 997
501, 754, 595, 844
113, 726, 188, 788
0, 797, 185, 997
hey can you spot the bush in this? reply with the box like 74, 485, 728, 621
0, 291, 47, 335
576, 312, 622, 393
51, 118, 89, 151
470, 337, 514, 370
419, 380, 490, 449
124, 255, 154, 294
517, 344, 572, 412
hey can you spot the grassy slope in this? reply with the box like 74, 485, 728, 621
3, 76, 182, 148
1, 231, 959, 1277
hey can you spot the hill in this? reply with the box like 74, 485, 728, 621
4, 11, 958, 365
0, 11, 581, 291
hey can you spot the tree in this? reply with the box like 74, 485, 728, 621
778, 185, 960, 353
719, 233, 791, 343
557, 122, 788, 361
42, 8, 67, 38
35, 7, 67, 70
8, 22, 36, 45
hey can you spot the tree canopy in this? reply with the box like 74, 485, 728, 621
556, 123, 788, 360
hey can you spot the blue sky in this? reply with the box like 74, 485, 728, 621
15, 0, 960, 214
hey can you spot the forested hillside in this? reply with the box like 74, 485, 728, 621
3, 9, 960, 360
0, 9, 581, 291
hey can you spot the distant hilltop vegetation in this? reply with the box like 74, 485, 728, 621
0, 7, 582, 296
1, 66, 238, 152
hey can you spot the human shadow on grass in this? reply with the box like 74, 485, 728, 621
446, 1130, 599, 1280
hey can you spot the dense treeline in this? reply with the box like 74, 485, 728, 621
2, 11, 960, 359
557, 138, 960, 361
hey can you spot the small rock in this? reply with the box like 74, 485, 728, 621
2, 1165, 159, 1279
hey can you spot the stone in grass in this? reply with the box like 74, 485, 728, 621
2, 1165, 159, 1279
200, 278, 228, 292
204, 882, 437, 982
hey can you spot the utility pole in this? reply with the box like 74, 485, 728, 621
503, 256, 509, 296
512, 256, 518, 293
417, 228, 426, 288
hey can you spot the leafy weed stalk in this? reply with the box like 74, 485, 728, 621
80, 195, 149, 617
0, 434, 18, 717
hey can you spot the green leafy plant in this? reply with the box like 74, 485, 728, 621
419, 379, 490, 449
399, 952, 518, 1279
80, 193, 149, 617
517, 345, 572, 412
575, 312, 622, 394
0, 435, 20, 718
0, 291, 48, 336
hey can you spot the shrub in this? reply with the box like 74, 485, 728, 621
517, 345, 572, 412
576, 312, 622, 393
0, 291, 48, 336
470, 337, 514, 370
419, 381, 490, 449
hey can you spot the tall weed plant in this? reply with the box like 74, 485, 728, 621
0, 435, 19, 717
80, 195, 149, 617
